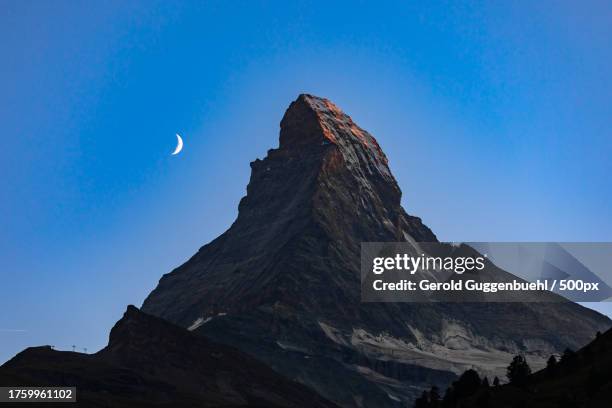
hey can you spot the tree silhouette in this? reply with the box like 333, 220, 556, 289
454, 369, 481, 399
507, 354, 531, 387
560, 348, 576, 366
414, 390, 430, 408
493, 376, 500, 387
546, 355, 557, 371
429, 386, 441, 407
442, 385, 456, 407
481, 376, 490, 388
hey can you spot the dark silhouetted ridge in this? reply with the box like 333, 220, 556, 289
0, 306, 338, 408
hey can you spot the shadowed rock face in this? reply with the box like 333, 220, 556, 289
0, 306, 338, 408
142, 94, 610, 407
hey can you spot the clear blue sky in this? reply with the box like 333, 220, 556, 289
1, 1, 611, 363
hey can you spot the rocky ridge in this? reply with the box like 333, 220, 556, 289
0, 305, 338, 408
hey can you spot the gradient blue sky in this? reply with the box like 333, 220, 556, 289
1, 1, 611, 363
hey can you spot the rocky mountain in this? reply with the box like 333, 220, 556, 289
0, 306, 337, 408
142, 94, 611, 407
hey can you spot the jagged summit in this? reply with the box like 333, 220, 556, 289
280, 94, 384, 153
278, 94, 392, 180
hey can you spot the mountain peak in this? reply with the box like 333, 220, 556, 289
141, 95, 610, 407
279, 93, 391, 179
144, 94, 437, 326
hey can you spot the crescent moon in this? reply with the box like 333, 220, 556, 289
172, 134, 183, 155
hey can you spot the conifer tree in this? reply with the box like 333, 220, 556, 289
507, 354, 531, 386
546, 355, 557, 371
